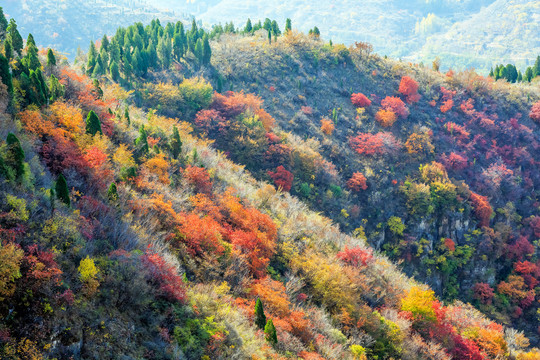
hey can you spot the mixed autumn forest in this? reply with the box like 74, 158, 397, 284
0, 6, 540, 360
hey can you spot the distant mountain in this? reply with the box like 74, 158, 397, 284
3, 0, 539, 72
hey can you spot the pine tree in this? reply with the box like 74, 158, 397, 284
202, 35, 211, 65
517, 70, 523, 82
6, 133, 25, 183
7, 19, 23, 55
268, 30, 272, 45
0, 7, 8, 36
47, 49, 56, 67
524, 67, 533, 82
194, 38, 203, 63
107, 182, 118, 202
533, 55, 540, 78
264, 319, 277, 345
216, 76, 223, 93
49, 186, 55, 216
135, 125, 149, 154
4, 40, 12, 61
173, 33, 184, 60
170, 126, 182, 159
124, 107, 131, 126
263, 18, 272, 32
86, 110, 102, 136
489, 67, 494, 78
48, 74, 64, 101
110, 61, 120, 82
245, 18, 252, 33
55, 174, 70, 206
312, 27, 320, 37
23, 37, 41, 71
100, 34, 110, 52
271, 20, 280, 36
255, 297, 266, 330
285, 18, 292, 33
0, 53, 12, 94
87, 41, 97, 75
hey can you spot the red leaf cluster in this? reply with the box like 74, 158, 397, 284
398, 76, 420, 103
268, 165, 293, 192
381, 96, 409, 118
346, 172, 368, 191
351, 93, 372, 108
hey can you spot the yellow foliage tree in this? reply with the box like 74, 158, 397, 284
0, 242, 24, 301
400, 286, 437, 323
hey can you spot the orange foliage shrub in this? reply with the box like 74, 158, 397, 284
351, 93, 372, 108
143, 154, 170, 184
469, 192, 492, 227
252, 277, 291, 317
399, 76, 420, 103
177, 213, 225, 256
440, 99, 454, 113
48, 101, 85, 136
183, 165, 212, 193
320, 118, 335, 135
444, 122, 470, 140
347, 172, 368, 191
19, 109, 53, 136
381, 96, 409, 118
375, 109, 397, 127
405, 131, 434, 156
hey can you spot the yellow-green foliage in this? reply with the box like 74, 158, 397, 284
78, 256, 98, 282
387, 216, 405, 237
400, 286, 437, 323
0, 242, 24, 301
5, 194, 29, 222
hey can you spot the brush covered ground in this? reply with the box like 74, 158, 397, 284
0, 11, 540, 360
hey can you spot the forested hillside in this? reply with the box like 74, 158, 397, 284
1, 8, 540, 360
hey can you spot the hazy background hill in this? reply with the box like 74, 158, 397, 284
3, 0, 539, 73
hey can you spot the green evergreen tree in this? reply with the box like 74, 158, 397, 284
173, 33, 184, 60
49, 186, 55, 216
0, 7, 8, 36
489, 67, 494, 78
216, 76, 223, 93
124, 107, 131, 126
202, 35, 211, 65
55, 174, 70, 206
157, 34, 172, 69
107, 182, 118, 202
244, 18, 252, 33
271, 20, 280, 36
268, 30, 272, 44
517, 70, 523, 82
110, 61, 120, 82
100, 48, 109, 71
6, 133, 25, 183
4, 40, 12, 61
100, 34, 110, 52
85, 110, 102, 136
0, 53, 12, 94
7, 19, 23, 55
109, 40, 121, 64
264, 319, 277, 345
135, 125, 149, 154
170, 126, 182, 159
48, 74, 64, 101
524, 67, 533, 82
312, 26, 320, 37
255, 297, 266, 330
533, 55, 540, 78
87, 41, 97, 75
194, 38, 203, 63
47, 49, 56, 67
505, 64, 518, 83
263, 18, 272, 32
23, 38, 41, 71
285, 18, 292, 33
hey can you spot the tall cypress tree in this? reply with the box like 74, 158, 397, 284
49, 74, 64, 101
285, 18, 292, 33
55, 174, 70, 206
264, 319, 277, 345
87, 41, 97, 75
7, 19, 23, 55
135, 125, 149, 154
23, 36, 41, 71
524, 67, 533, 82
4, 40, 12, 61
255, 298, 266, 330
85, 110, 102, 136
6, 133, 25, 183
0, 7, 8, 36
170, 126, 182, 159
202, 35, 211, 65
173, 33, 184, 61
194, 38, 203, 63
110, 61, 120, 82
0, 53, 12, 93
244, 18, 252, 33
47, 49, 57, 67
533, 55, 540, 78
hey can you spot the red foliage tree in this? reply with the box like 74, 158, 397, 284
469, 192, 492, 227
183, 165, 213, 194
142, 250, 186, 303
441, 152, 468, 171
337, 246, 373, 267
177, 213, 225, 256
440, 99, 454, 113
506, 236, 535, 261
399, 76, 420, 103
351, 93, 372, 108
473, 282, 494, 305
268, 165, 293, 192
529, 100, 540, 122
530, 216, 540, 238
347, 172, 368, 191
381, 96, 409, 118
349, 132, 400, 156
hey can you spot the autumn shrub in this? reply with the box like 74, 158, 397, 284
347, 172, 368, 191
183, 165, 213, 193
320, 118, 335, 135
349, 132, 400, 156
469, 192, 492, 227
381, 96, 409, 118
399, 76, 420, 103
529, 100, 540, 122
351, 93, 371, 108
268, 165, 293, 192
375, 109, 397, 127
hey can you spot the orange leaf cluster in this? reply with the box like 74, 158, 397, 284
320, 118, 335, 135
399, 76, 420, 103
375, 108, 397, 127
469, 192, 492, 227
381, 96, 409, 118
346, 172, 368, 192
